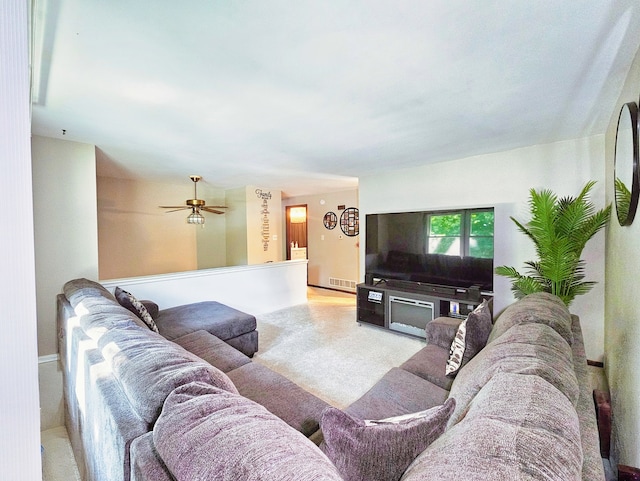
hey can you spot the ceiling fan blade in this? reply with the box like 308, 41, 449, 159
206, 205, 227, 209
202, 207, 226, 214
160, 206, 190, 213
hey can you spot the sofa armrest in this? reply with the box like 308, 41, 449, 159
425, 317, 462, 350
141, 300, 159, 319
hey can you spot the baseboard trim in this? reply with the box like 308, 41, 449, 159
308, 284, 357, 295
38, 354, 59, 364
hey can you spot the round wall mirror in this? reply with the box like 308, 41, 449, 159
614, 101, 639, 226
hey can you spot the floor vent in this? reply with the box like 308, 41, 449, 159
329, 277, 357, 291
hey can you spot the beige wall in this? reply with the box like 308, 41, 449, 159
225, 187, 249, 265
32, 136, 99, 356
247, 186, 283, 264
604, 43, 640, 471
98, 179, 283, 278
284, 189, 359, 290
226, 186, 283, 266
360, 136, 607, 361
97, 176, 200, 279
196, 182, 227, 269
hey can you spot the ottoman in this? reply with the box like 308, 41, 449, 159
153, 301, 258, 357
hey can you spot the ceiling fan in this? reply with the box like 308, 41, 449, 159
159, 175, 227, 224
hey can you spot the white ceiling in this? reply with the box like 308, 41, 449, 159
31, 0, 640, 198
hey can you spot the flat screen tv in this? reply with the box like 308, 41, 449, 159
365, 208, 494, 292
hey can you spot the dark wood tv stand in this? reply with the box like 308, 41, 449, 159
356, 281, 491, 338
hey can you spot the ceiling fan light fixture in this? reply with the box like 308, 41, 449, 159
186, 210, 205, 225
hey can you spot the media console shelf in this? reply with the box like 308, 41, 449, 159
356, 281, 492, 338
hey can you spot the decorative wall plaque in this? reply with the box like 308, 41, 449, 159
323, 211, 337, 230
256, 189, 272, 251
340, 207, 359, 236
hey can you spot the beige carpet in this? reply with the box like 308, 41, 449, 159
39, 287, 425, 480
41, 426, 81, 481
253, 287, 425, 408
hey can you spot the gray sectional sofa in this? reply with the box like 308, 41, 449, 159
58, 278, 604, 481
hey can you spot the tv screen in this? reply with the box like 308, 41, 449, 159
365, 208, 494, 292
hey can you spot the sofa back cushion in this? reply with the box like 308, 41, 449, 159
63, 278, 118, 306
63, 278, 151, 338
447, 322, 579, 427
488, 291, 573, 345
401, 372, 583, 480
153, 382, 344, 481
99, 329, 238, 425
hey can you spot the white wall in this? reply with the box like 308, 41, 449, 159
604, 43, 640, 470
0, 0, 42, 477
284, 189, 359, 290
101, 260, 307, 315
32, 136, 99, 356
360, 135, 607, 360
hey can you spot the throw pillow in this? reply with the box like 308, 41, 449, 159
445, 319, 466, 376
320, 397, 455, 481
445, 299, 492, 376
114, 286, 159, 333
461, 299, 492, 366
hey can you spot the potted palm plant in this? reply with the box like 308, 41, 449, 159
495, 181, 611, 306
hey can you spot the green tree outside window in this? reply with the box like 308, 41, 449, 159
428, 214, 461, 255
427, 210, 493, 258
469, 211, 494, 258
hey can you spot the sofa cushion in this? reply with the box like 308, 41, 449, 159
63, 278, 151, 336
173, 330, 251, 373
99, 328, 238, 424
63, 278, 118, 308
227, 362, 330, 436
129, 432, 173, 481
488, 291, 573, 346
447, 322, 579, 427
114, 287, 159, 333
154, 301, 256, 341
401, 372, 583, 481
321, 398, 455, 481
400, 344, 453, 391
153, 382, 343, 481
345, 367, 449, 421
75, 298, 149, 341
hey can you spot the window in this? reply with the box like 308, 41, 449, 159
427, 209, 493, 258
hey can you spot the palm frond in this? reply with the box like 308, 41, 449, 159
615, 177, 632, 223
497, 181, 610, 306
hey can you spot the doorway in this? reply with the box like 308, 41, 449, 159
286, 204, 308, 261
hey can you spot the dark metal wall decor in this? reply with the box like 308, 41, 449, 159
256, 189, 272, 250
340, 207, 359, 236
614, 101, 640, 226
323, 211, 337, 229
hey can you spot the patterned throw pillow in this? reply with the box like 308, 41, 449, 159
445, 299, 492, 377
114, 286, 159, 333
320, 398, 456, 481
445, 318, 467, 376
